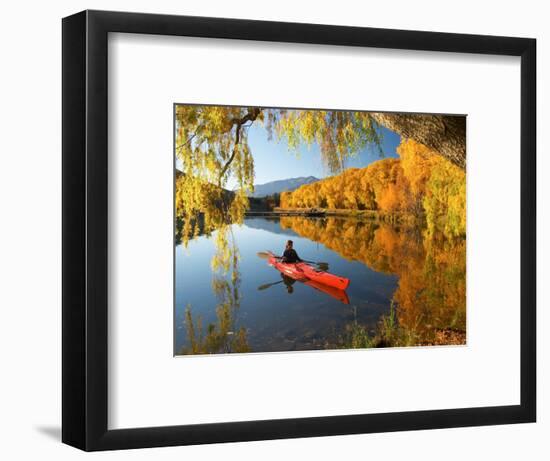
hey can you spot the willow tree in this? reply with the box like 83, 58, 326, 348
175, 105, 383, 244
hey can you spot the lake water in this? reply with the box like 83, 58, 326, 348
175, 216, 466, 354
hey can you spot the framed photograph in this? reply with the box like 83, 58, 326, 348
62, 10, 536, 451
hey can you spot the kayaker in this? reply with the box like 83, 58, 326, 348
280, 240, 302, 264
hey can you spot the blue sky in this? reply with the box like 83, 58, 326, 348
176, 117, 401, 189
236, 123, 401, 188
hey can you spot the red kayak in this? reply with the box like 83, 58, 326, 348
267, 252, 350, 291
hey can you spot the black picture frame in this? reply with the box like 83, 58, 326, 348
62, 10, 536, 451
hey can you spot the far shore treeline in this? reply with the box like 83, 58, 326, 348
175, 138, 466, 243
279, 139, 466, 238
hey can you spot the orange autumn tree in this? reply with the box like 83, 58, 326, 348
280, 139, 466, 237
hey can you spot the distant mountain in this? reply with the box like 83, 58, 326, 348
177, 169, 319, 200
248, 176, 319, 198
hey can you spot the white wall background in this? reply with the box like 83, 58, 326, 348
0, 0, 546, 459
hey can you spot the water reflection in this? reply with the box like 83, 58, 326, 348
279, 217, 466, 347
181, 226, 250, 354
176, 216, 466, 354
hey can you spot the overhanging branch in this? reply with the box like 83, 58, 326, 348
218, 108, 262, 186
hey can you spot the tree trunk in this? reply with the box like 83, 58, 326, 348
371, 113, 466, 170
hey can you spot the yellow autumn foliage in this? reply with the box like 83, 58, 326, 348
280, 139, 466, 238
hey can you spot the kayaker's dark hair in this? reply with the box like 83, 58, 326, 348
287, 240, 293, 247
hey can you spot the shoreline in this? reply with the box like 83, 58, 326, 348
245, 208, 423, 224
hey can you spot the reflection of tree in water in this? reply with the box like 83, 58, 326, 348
279, 216, 466, 346
181, 226, 250, 354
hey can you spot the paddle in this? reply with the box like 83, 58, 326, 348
256, 250, 329, 271
257, 280, 284, 291
301, 260, 329, 271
